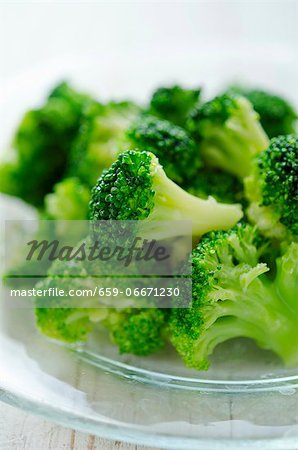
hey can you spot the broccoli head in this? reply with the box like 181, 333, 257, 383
169, 224, 298, 370
149, 84, 201, 126
104, 308, 168, 356
44, 177, 90, 221
68, 100, 141, 187
0, 82, 92, 207
187, 93, 269, 178
126, 115, 201, 185
35, 258, 168, 356
228, 86, 297, 138
245, 134, 298, 240
35, 259, 108, 343
89, 150, 243, 238
186, 167, 244, 204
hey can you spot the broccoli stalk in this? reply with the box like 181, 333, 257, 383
245, 135, 298, 240
90, 150, 243, 239
187, 94, 269, 178
169, 224, 298, 370
149, 155, 243, 236
227, 86, 297, 138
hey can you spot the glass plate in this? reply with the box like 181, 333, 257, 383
0, 56, 298, 449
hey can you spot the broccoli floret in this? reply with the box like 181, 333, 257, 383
104, 308, 168, 356
149, 85, 201, 126
245, 135, 298, 240
35, 259, 108, 343
0, 82, 92, 207
169, 224, 298, 370
44, 177, 90, 220
187, 167, 244, 204
70, 106, 199, 187
36, 303, 93, 343
89, 150, 243, 238
228, 86, 297, 138
68, 101, 140, 187
35, 258, 168, 355
126, 115, 201, 185
187, 93, 269, 178
43, 177, 91, 240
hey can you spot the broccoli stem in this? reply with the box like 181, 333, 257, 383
199, 277, 298, 367
201, 132, 251, 177
192, 317, 268, 367
201, 97, 269, 178
149, 164, 243, 237
274, 243, 298, 318
230, 97, 269, 151
201, 125, 268, 179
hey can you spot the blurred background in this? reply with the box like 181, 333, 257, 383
0, 0, 297, 136
0, 0, 298, 98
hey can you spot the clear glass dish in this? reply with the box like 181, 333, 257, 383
0, 56, 298, 449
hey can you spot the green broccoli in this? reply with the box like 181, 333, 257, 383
186, 167, 244, 204
70, 105, 201, 187
126, 115, 201, 185
43, 177, 91, 241
245, 135, 298, 240
149, 85, 201, 126
44, 177, 90, 220
35, 257, 168, 355
104, 308, 168, 356
228, 86, 297, 138
187, 93, 269, 178
4, 181, 91, 288
35, 259, 108, 343
68, 100, 141, 187
89, 150, 243, 238
169, 224, 298, 370
0, 82, 92, 207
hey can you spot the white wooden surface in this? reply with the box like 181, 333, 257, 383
0, 402, 158, 450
